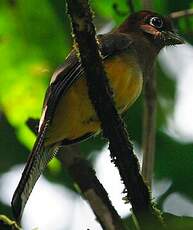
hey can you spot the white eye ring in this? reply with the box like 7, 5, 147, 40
149, 17, 163, 29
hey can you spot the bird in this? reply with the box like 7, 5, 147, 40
11, 10, 184, 222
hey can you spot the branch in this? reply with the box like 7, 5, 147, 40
140, 1, 192, 190
169, 9, 193, 36
0, 215, 21, 230
140, 0, 157, 190
57, 146, 125, 230
169, 8, 193, 20
26, 119, 125, 230
66, 0, 163, 228
142, 68, 157, 188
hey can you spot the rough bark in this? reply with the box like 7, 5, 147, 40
66, 0, 163, 228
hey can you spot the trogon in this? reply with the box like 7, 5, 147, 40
12, 10, 184, 221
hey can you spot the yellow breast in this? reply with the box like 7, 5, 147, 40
45, 52, 143, 145
105, 53, 143, 112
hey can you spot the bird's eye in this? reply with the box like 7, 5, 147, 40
149, 17, 163, 29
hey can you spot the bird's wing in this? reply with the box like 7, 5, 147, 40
39, 32, 133, 131
11, 33, 133, 222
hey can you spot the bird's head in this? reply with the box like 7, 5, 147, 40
118, 10, 184, 50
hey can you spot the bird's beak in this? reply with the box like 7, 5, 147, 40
162, 31, 185, 45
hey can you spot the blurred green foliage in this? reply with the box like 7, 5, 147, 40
0, 215, 20, 230
0, 0, 193, 229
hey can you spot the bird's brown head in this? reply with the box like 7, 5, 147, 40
118, 10, 184, 50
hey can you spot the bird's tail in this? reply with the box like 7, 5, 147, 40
11, 123, 59, 223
